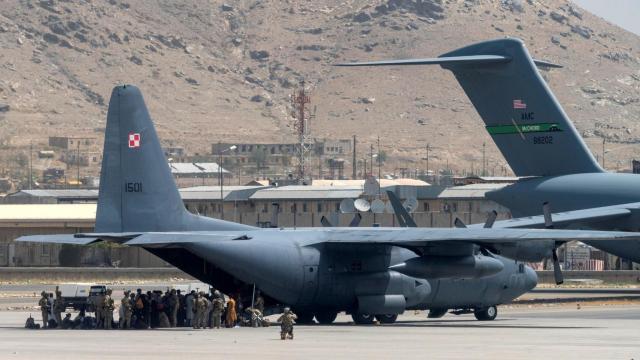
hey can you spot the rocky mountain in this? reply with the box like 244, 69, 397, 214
1, 0, 640, 182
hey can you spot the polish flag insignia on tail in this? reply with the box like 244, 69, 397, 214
128, 132, 141, 148
513, 99, 527, 109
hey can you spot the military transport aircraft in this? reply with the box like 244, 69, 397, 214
17, 85, 640, 324
337, 37, 640, 268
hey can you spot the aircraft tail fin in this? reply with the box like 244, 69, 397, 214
337, 38, 603, 177
97, 85, 250, 232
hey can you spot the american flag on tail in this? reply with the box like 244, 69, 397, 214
513, 99, 527, 109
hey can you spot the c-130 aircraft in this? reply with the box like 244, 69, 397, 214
17, 85, 640, 324
337, 37, 640, 267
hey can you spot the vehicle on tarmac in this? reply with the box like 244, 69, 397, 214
57, 284, 106, 312
17, 85, 640, 324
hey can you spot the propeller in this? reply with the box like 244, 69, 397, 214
320, 216, 333, 228
543, 202, 564, 285
454, 218, 467, 228
386, 190, 417, 228
349, 213, 362, 227
483, 210, 498, 228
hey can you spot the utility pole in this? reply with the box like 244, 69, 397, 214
352, 135, 357, 179
426, 143, 430, 176
377, 136, 381, 195
77, 140, 81, 188
482, 142, 486, 177
29, 142, 33, 190
602, 138, 606, 169
369, 144, 374, 178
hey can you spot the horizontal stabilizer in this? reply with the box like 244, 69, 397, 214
124, 232, 246, 247
335, 55, 510, 67
15, 234, 100, 245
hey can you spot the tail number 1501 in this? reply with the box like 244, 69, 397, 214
125, 182, 143, 193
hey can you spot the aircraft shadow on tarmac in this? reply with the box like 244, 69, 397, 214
300, 319, 596, 330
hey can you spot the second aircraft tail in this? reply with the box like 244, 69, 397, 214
337, 38, 603, 177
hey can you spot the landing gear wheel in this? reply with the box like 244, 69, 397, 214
315, 310, 338, 324
428, 308, 448, 319
474, 306, 497, 321
375, 314, 398, 324
295, 311, 315, 324
351, 313, 375, 325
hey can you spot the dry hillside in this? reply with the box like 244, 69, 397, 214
1, 0, 640, 183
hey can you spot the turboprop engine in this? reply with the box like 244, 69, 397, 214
389, 255, 504, 279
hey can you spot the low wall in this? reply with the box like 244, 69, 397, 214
536, 270, 640, 284
0, 267, 194, 284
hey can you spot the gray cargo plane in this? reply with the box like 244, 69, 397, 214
337, 37, 640, 265
17, 85, 640, 323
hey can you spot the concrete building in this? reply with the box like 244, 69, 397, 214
48, 136, 97, 150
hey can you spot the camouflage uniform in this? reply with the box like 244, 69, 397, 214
94, 293, 105, 329
211, 293, 224, 329
120, 291, 133, 329
53, 287, 64, 327
192, 293, 203, 329
277, 308, 297, 340
254, 294, 265, 314
102, 289, 115, 329
38, 292, 49, 329
169, 289, 179, 328
200, 296, 211, 328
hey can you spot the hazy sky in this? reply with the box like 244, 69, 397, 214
572, 0, 640, 35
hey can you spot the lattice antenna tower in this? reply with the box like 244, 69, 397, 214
291, 80, 315, 181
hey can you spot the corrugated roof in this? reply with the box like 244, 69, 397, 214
170, 162, 229, 174
179, 186, 269, 201
311, 179, 430, 187
251, 186, 363, 200
437, 183, 507, 200
0, 204, 96, 221
8, 189, 99, 198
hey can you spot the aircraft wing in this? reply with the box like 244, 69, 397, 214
16, 232, 142, 245
319, 228, 640, 246
469, 202, 640, 230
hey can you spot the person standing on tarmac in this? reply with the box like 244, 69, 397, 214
225, 295, 237, 328
211, 291, 224, 329
185, 290, 195, 327
38, 292, 49, 329
120, 290, 133, 329
277, 307, 297, 340
53, 286, 64, 327
169, 289, 179, 328
102, 289, 115, 329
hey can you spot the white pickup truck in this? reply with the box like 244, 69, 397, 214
57, 284, 107, 312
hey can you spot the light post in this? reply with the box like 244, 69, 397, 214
219, 144, 237, 220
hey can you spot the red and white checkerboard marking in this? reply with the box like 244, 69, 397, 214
128, 132, 141, 148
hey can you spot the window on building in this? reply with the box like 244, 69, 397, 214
423, 202, 430, 212
302, 203, 308, 213
41, 244, 49, 256
335, 203, 340, 212
262, 203, 268, 213
291, 204, 296, 213
317, 203, 322, 213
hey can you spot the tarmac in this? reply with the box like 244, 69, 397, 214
0, 304, 639, 360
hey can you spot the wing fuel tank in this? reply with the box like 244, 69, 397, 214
389, 255, 504, 279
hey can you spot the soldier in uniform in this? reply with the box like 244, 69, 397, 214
201, 294, 211, 328
254, 292, 265, 315
169, 289, 179, 328
277, 307, 297, 340
94, 290, 105, 329
53, 286, 64, 327
211, 291, 224, 329
102, 289, 115, 329
191, 292, 201, 329
38, 292, 49, 329
120, 291, 133, 329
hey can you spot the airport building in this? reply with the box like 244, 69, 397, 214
0, 181, 630, 269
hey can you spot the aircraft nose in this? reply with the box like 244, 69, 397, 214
524, 265, 538, 291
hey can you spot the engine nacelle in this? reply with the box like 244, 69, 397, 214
492, 240, 554, 262
389, 255, 504, 279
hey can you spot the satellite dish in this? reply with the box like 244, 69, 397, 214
339, 198, 355, 213
385, 200, 394, 214
371, 199, 385, 213
403, 197, 418, 213
354, 198, 371, 212
363, 176, 379, 197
